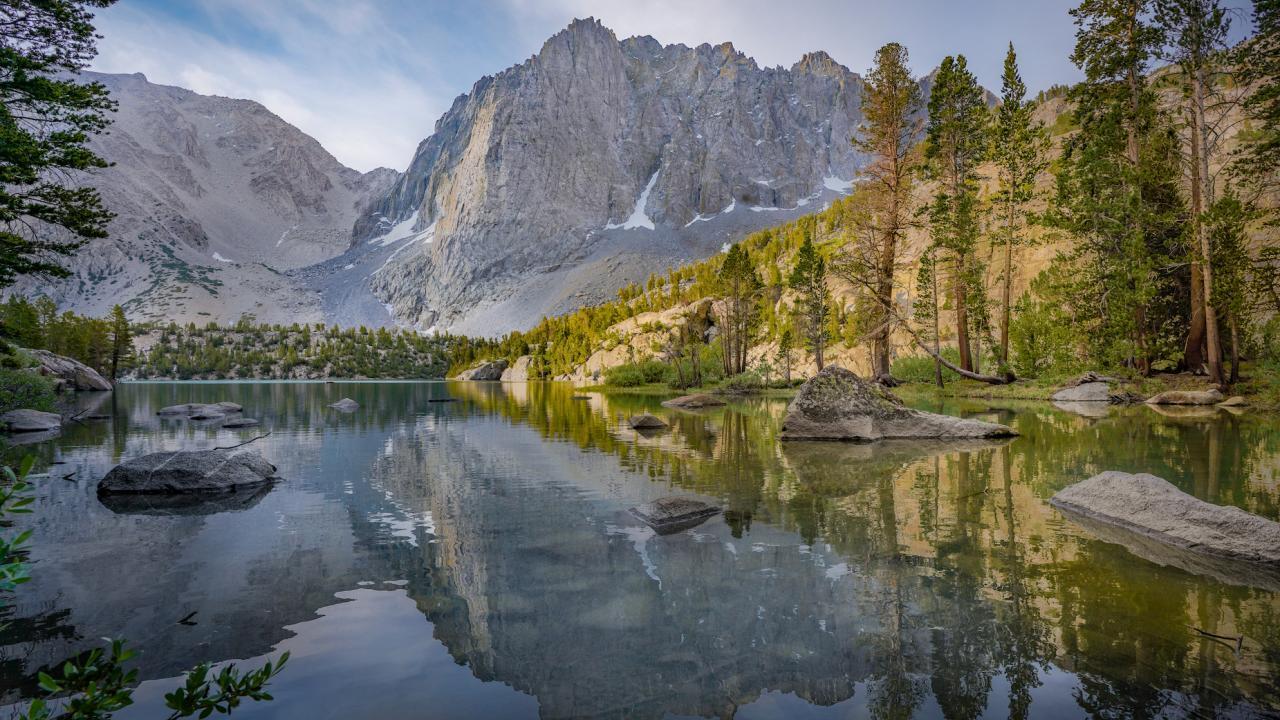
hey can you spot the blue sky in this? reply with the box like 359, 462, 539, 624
90, 0, 1256, 172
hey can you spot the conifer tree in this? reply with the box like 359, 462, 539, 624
924, 55, 989, 373
717, 243, 761, 376
0, 0, 117, 288
788, 237, 830, 371
991, 44, 1050, 376
847, 42, 922, 381
1156, 0, 1233, 382
108, 304, 130, 380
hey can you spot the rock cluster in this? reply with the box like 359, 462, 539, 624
780, 366, 1016, 441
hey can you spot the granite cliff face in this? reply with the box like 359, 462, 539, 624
358, 18, 874, 334
14, 72, 398, 325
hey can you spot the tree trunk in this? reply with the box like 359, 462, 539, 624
954, 250, 972, 371
932, 248, 943, 388
1229, 314, 1240, 384
1193, 67, 1223, 385
912, 335, 1011, 384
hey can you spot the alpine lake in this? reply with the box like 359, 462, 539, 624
1, 380, 1279, 719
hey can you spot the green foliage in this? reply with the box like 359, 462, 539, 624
1, 458, 36, 600
0, 365, 57, 414
788, 235, 831, 369
1009, 290, 1080, 378
891, 348, 964, 385
1233, 0, 1280, 197
0, 297, 125, 377
0, 0, 117, 288
603, 360, 672, 387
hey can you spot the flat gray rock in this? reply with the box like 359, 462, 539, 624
1051, 381, 1113, 403
1145, 388, 1225, 405
221, 418, 260, 428
215, 401, 243, 412
1218, 395, 1248, 407
157, 402, 243, 419
780, 366, 1017, 441
631, 496, 721, 534
1051, 471, 1280, 567
99, 447, 279, 495
329, 398, 359, 412
1, 409, 62, 433
628, 413, 668, 430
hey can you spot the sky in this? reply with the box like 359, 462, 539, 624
89, 0, 1256, 173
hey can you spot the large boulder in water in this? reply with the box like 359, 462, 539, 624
99, 447, 279, 495
780, 366, 1017, 441
631, 496, 721, 534
454, 359, 508, 381
328, 398, 359, 412
1, 409, 62, 433
29, 349, 112, 391
1051, 471, 1280, 566
628, 413, 668, 429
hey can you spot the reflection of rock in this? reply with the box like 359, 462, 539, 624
661, 393, 726, 410
1051, 471, 1280, 566
1052, 400, 1113, 419
99, 447, 279, 495
99, 483, 274, 516
1058, 510, 1280, 593
454, 359, 508, 381
1, 409, 62, 433
329, 398, 359, 412
628, 413, 668, 429
1145, 388, 1225, 405
630, 496, 720, 534
781, 437, 1013, 481
780, 366, 1016, 441
30, 349, 112, 391
1051, 381, 1112, 403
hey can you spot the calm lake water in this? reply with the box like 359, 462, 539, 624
2, 381, 1279, 719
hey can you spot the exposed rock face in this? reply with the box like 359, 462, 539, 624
662, 393, 727, 409
0, 409, 62, 433
780, 366, 1017, 441
500, 356, 532, 382
1051, 471, 1280, 566
29, 349, 112, 391
360, 19, 893, 334
630, 496, 721, 534
98, 447, 279, 495
628, 413, 668, 429
329, 398, 359, 412
454, 359, 508, 381
14, 72, 398, 326
1145, 389, 1225, 405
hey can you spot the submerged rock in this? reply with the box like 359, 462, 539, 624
1, 409, 62, 433
1051, 471, 1280, 566
780, 366, 1017, 441
628, 413, 668, 430
29, 349, 112, 391
631, 496, 721, 534
329, 398, 359, 412
454, 359, 508, 381
1144, 388, 1225, 406
221, 417, 260, 428
662, 393, 727, 410
157, 402, 243, 419
98, 447, 279, 495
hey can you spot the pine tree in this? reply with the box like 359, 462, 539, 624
108, 304, 130, 381
1054, 0, 1186, 374
788, 237, 831, 371
0, 0, 117, 288
1156, 0, 1233, 383
924, 55, 989, 373
991, 44, 1050, 376
717, 243, 761, 376
1235, 0, 1280, 197
848, 42, 922, 381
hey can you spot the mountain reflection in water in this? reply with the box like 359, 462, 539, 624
1, 380, 1278, 719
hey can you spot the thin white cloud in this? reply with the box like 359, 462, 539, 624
91, 3, 445, 172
